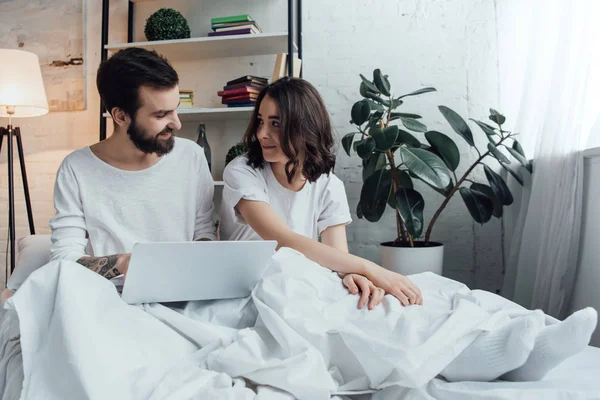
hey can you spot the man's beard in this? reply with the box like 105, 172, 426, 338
127, 118, 175, 156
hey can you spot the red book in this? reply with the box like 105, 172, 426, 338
222, 93, 258, 101
222, 96, 257, 104
223, 82, 266, 91
217, 87, 261, 97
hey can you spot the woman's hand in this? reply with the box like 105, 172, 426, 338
365, 262, 423, 306
342, 273, 386, 310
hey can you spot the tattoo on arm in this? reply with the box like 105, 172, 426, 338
77, 255, 121, 279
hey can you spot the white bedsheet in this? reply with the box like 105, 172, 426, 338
2, 248, 599, 400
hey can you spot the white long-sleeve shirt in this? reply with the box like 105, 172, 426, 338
49, 137, 216, 262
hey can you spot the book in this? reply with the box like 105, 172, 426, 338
208, 29, 256, 37
211, 14, 253, 25
271, 53, 287, 82
214, 25, 260, 34
227, 75, 268, 86
179, 100, 194, 108
223, 81, 266, 91
222, 96, 258, 104
226, 102, 255, 108
272, 53, 302, 82
218, 87, 261, 97
212, 21, 262, 32
222, 97, 258, 105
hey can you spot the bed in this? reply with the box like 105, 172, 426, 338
1, 235, 599, 400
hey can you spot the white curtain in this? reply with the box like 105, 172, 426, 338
498, 0, 600, 318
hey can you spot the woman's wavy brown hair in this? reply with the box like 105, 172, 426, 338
243, 77, 336, 184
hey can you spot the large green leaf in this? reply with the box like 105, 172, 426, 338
397, 87, 437, 99
459, 187, 494, 224
470, 183, 503, 218
410, 170, 453, 196
390, 112, 422, 119
484, 165, 513, 205
438, 106, 475, 146
373, 69, 391, 97
512, 140, 525, 157
470, 119, 498, 136
370, 126, 399, 151
355, 137, 376, 159
363, 152, 387, 181
401, 117, 427, 132
506, 146, 528, 168
383, 126, 400, 150
367, 100, 384, 112
400, 147, 451, 189
342, 133, 359, 156
366, 112, 384, 131
394, 129, 421, 148
356, 202, 363, 219
359, 168, 392, 222
502, 164, 524, 186
360, 83, 389, 106
387, 169, 413, 208
351, 100, 371, 125
391, 98, 404, 109
488, 143, 511, 164
395, 188, 425, 238
360, 74, 379, 94
489, 108, 506, 125
425, 131, 460, 171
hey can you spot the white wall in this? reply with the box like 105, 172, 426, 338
0, 0, 505, 292
570, 149, 600, 346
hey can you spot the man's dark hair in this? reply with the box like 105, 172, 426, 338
96, 48, 179, 117
243, 77, 336, 183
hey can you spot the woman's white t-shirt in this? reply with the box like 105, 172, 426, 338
219, 155, 352, 241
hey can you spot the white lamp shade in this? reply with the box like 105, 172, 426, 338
0, 49, 49, 118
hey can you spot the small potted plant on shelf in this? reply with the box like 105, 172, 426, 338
343, 69, 532, 275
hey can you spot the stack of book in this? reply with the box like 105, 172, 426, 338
218, 75, 268, 107
179, 90, 194, 108
209, 14, 262, 37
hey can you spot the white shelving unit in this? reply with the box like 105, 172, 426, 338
103, 106, 254, 122
105, 33, 296, 62
100, 0, 301, 188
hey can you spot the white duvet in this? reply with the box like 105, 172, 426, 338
2, 248, 595, 399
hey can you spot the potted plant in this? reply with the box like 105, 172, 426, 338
343, 69, 532, 275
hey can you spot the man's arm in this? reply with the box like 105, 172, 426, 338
76, 254, 130, 279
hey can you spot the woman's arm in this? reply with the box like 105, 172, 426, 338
321, 224, 385, 309
320, 224, 349, 253
236, 199, 422, 305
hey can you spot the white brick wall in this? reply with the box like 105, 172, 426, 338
0, 0, 506, 292
302, 0, 504, 291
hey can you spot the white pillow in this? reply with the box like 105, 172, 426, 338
7, 234, 52, 291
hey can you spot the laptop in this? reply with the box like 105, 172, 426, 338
119, 240, 277, 304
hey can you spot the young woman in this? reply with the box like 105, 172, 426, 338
219, 77, 422, 309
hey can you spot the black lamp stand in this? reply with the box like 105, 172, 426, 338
0, 118, 35, 274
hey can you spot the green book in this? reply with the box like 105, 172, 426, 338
211, 14, 253, 25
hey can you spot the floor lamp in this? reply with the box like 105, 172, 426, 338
0, 49, 49, 274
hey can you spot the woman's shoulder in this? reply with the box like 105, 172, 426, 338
224, 154, 266, 182
314, 171, 345, 191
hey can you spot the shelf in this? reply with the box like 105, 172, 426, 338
103, 106, 254, 122
105, 33, 296, 61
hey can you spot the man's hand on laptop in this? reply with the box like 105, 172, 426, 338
76, 253, 131, 279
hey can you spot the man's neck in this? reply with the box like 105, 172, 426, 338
90, 130, 163, 171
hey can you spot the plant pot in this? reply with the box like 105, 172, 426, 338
380, 241, 444, 276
